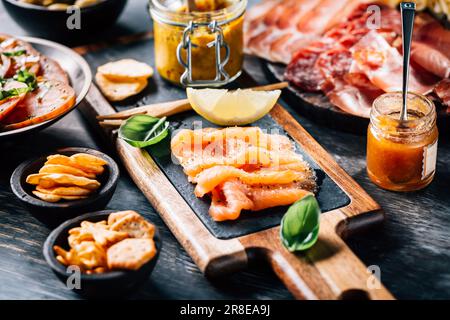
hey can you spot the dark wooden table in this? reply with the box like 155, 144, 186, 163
1, 0, 449, 300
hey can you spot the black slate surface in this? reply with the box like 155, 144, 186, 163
149, 113, 349, 239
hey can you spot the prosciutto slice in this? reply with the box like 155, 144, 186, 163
350, 31, 439, 94
414, 14, 450, 60
411, 42, 450, 79
244, 0, 368, 64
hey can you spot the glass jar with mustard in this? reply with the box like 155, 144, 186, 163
367, 92, 438, 192
149, 0, 247, 87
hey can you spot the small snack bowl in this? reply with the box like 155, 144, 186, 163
10, 147, 119, 225
43, 210, 161, 298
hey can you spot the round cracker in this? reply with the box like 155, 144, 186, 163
107, 210, 141, 226
107, 238, 156, 271
95, 73, 148, 102
98, 59, 153, 82
110, 213, 155, 239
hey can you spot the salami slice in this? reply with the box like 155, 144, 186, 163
285, 40, 334, 91
1, 79, 75, 131
316, 48, 352, 80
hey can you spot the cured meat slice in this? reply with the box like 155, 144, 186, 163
296, 0, 356, 34
39, 55, 70, 85
414, 14, 450, 60
434, 79, 450, 110
1, 79, 75, 130
0, 81, 28, 121
277, 0, 319, 29
285, 39, 335, 91
326, 78, 382, 118
411, 42, 450, 79
244, 0, 366, 64
350, 30, 438, 94
0, 54, 11, 78
262, 0, 323, 62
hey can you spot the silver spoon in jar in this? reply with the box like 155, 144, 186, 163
399, 2, 416, 122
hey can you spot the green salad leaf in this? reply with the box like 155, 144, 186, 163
0, 70, 38, 101
2, 49, 27, 57
0, 87, 29, 101
14, 70, 37, 91
280, 194, 321, 252
118, 114, 170, 148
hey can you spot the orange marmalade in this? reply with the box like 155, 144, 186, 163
149, 0, 246, 86
367, 92, 438, 191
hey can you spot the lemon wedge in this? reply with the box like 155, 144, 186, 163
187, 88, 281, 126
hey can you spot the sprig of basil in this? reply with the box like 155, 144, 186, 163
280, 194, 321, 252
118, 114, 170, 148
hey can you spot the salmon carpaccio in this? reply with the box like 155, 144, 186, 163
171, 127, 317, 222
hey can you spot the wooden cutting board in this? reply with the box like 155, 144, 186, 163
77, 36, 394, 300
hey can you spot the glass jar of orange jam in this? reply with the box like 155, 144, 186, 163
367, 92, 438, 191
149, 0, 246, 87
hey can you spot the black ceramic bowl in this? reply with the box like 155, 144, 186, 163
43, 210, 161, 298
10, 147, 119, 225
2, 0, 128, 41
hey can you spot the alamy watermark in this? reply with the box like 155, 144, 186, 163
66, 7, 81, 30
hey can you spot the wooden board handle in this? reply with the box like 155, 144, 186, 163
240, 210, 394, 300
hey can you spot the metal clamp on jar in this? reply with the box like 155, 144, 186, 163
149, 0, 247, 87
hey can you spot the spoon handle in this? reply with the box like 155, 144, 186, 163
400, 2, 416, 122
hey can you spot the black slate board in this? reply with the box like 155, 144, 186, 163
148, 112, 350, 240
84, 38, 350, 240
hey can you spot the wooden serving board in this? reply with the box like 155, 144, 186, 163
77, 37, 394, 300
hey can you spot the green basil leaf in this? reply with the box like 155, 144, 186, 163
280, 194, 320, 252
2, 49, 26, 57
119, 115, 170, 148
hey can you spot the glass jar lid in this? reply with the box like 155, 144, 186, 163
150, 0, 247, 27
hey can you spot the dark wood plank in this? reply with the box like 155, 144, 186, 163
0, 0, 449, 300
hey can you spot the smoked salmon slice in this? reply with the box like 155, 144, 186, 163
194, 165, 313, 197
209, 180, 312, 221
171, 128, 317, 221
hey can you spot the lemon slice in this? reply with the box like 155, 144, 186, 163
187, 88, 281, 126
